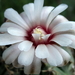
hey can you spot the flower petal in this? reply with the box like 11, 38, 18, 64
46, 4, 68, 28
1, 22, 23, 28
53, 45, 70, 65
52, 22, 73, 34
12, 58, 23, 68
42, 34, 51, 41
60, 34, 75, 48
47, 45, 63, 66
4, 8, 29, 29
49, 15, 68, 29
18, 46, 34, 66
41, 6, 54, 23
5, 49, 20, 64
23, 3, 34, 22
0, 33, 24, 46
32, 34, 40, 43
68, 35, 75, 49
20, 12, 31, 27
51, 34, 72, 46
47, 54, 57, 66
0, 28, 7, 33
2, 44, 21, 64
2, 45, 16, 61
35, 44, 49, 59
34, 0, 44, 23
24, 56, 41, 74
18, 41, 33, 51
69, 21, 75, 30
7, 27, 27, 36
0, 22, 21, 33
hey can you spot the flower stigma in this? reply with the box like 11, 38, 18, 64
33, 27, 46, 40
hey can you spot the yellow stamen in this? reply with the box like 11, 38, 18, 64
33, 28, 45, 40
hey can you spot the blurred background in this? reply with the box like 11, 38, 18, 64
0, 0, 75, 75
0, 0, 75, 25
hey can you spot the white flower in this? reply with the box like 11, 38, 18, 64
0, 0, 75, 74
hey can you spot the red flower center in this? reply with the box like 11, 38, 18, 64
25, 25, 55, 46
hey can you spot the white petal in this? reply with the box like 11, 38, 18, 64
0, 33, 24, 46
32, 34, 40, 41
61, 34, 75, 48
66, 34, 75, 48
2, 44, 16, 60
68, 21, 75, 30
23, 3, 34, 22
49, 15, 68, 29
0, 28, 7, 33
4, 8, 29, 29
35, 44, 49, 59
2, 44, 21, 64
20, 12, 31, 27
42, 34, 51, 41
34, 0, 44, 23
32, 57, 41, 74
68, 42, 75, 49
1, 22, 23, 28
12, 59, 23, 68
18, 41, 33, 51
53, 45, 70, 64
24, 56, 41, 74
47, 45, 63, 66
47, 54, 57, 66
52, 22, 73, 34
7, 27, 27, 36
0, 22, 21, 33
18, 47, 34, 66
51, 34, 72, 46
41, 6, 54, 23
46, 4, 68, 28
5, 49, 20, 64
